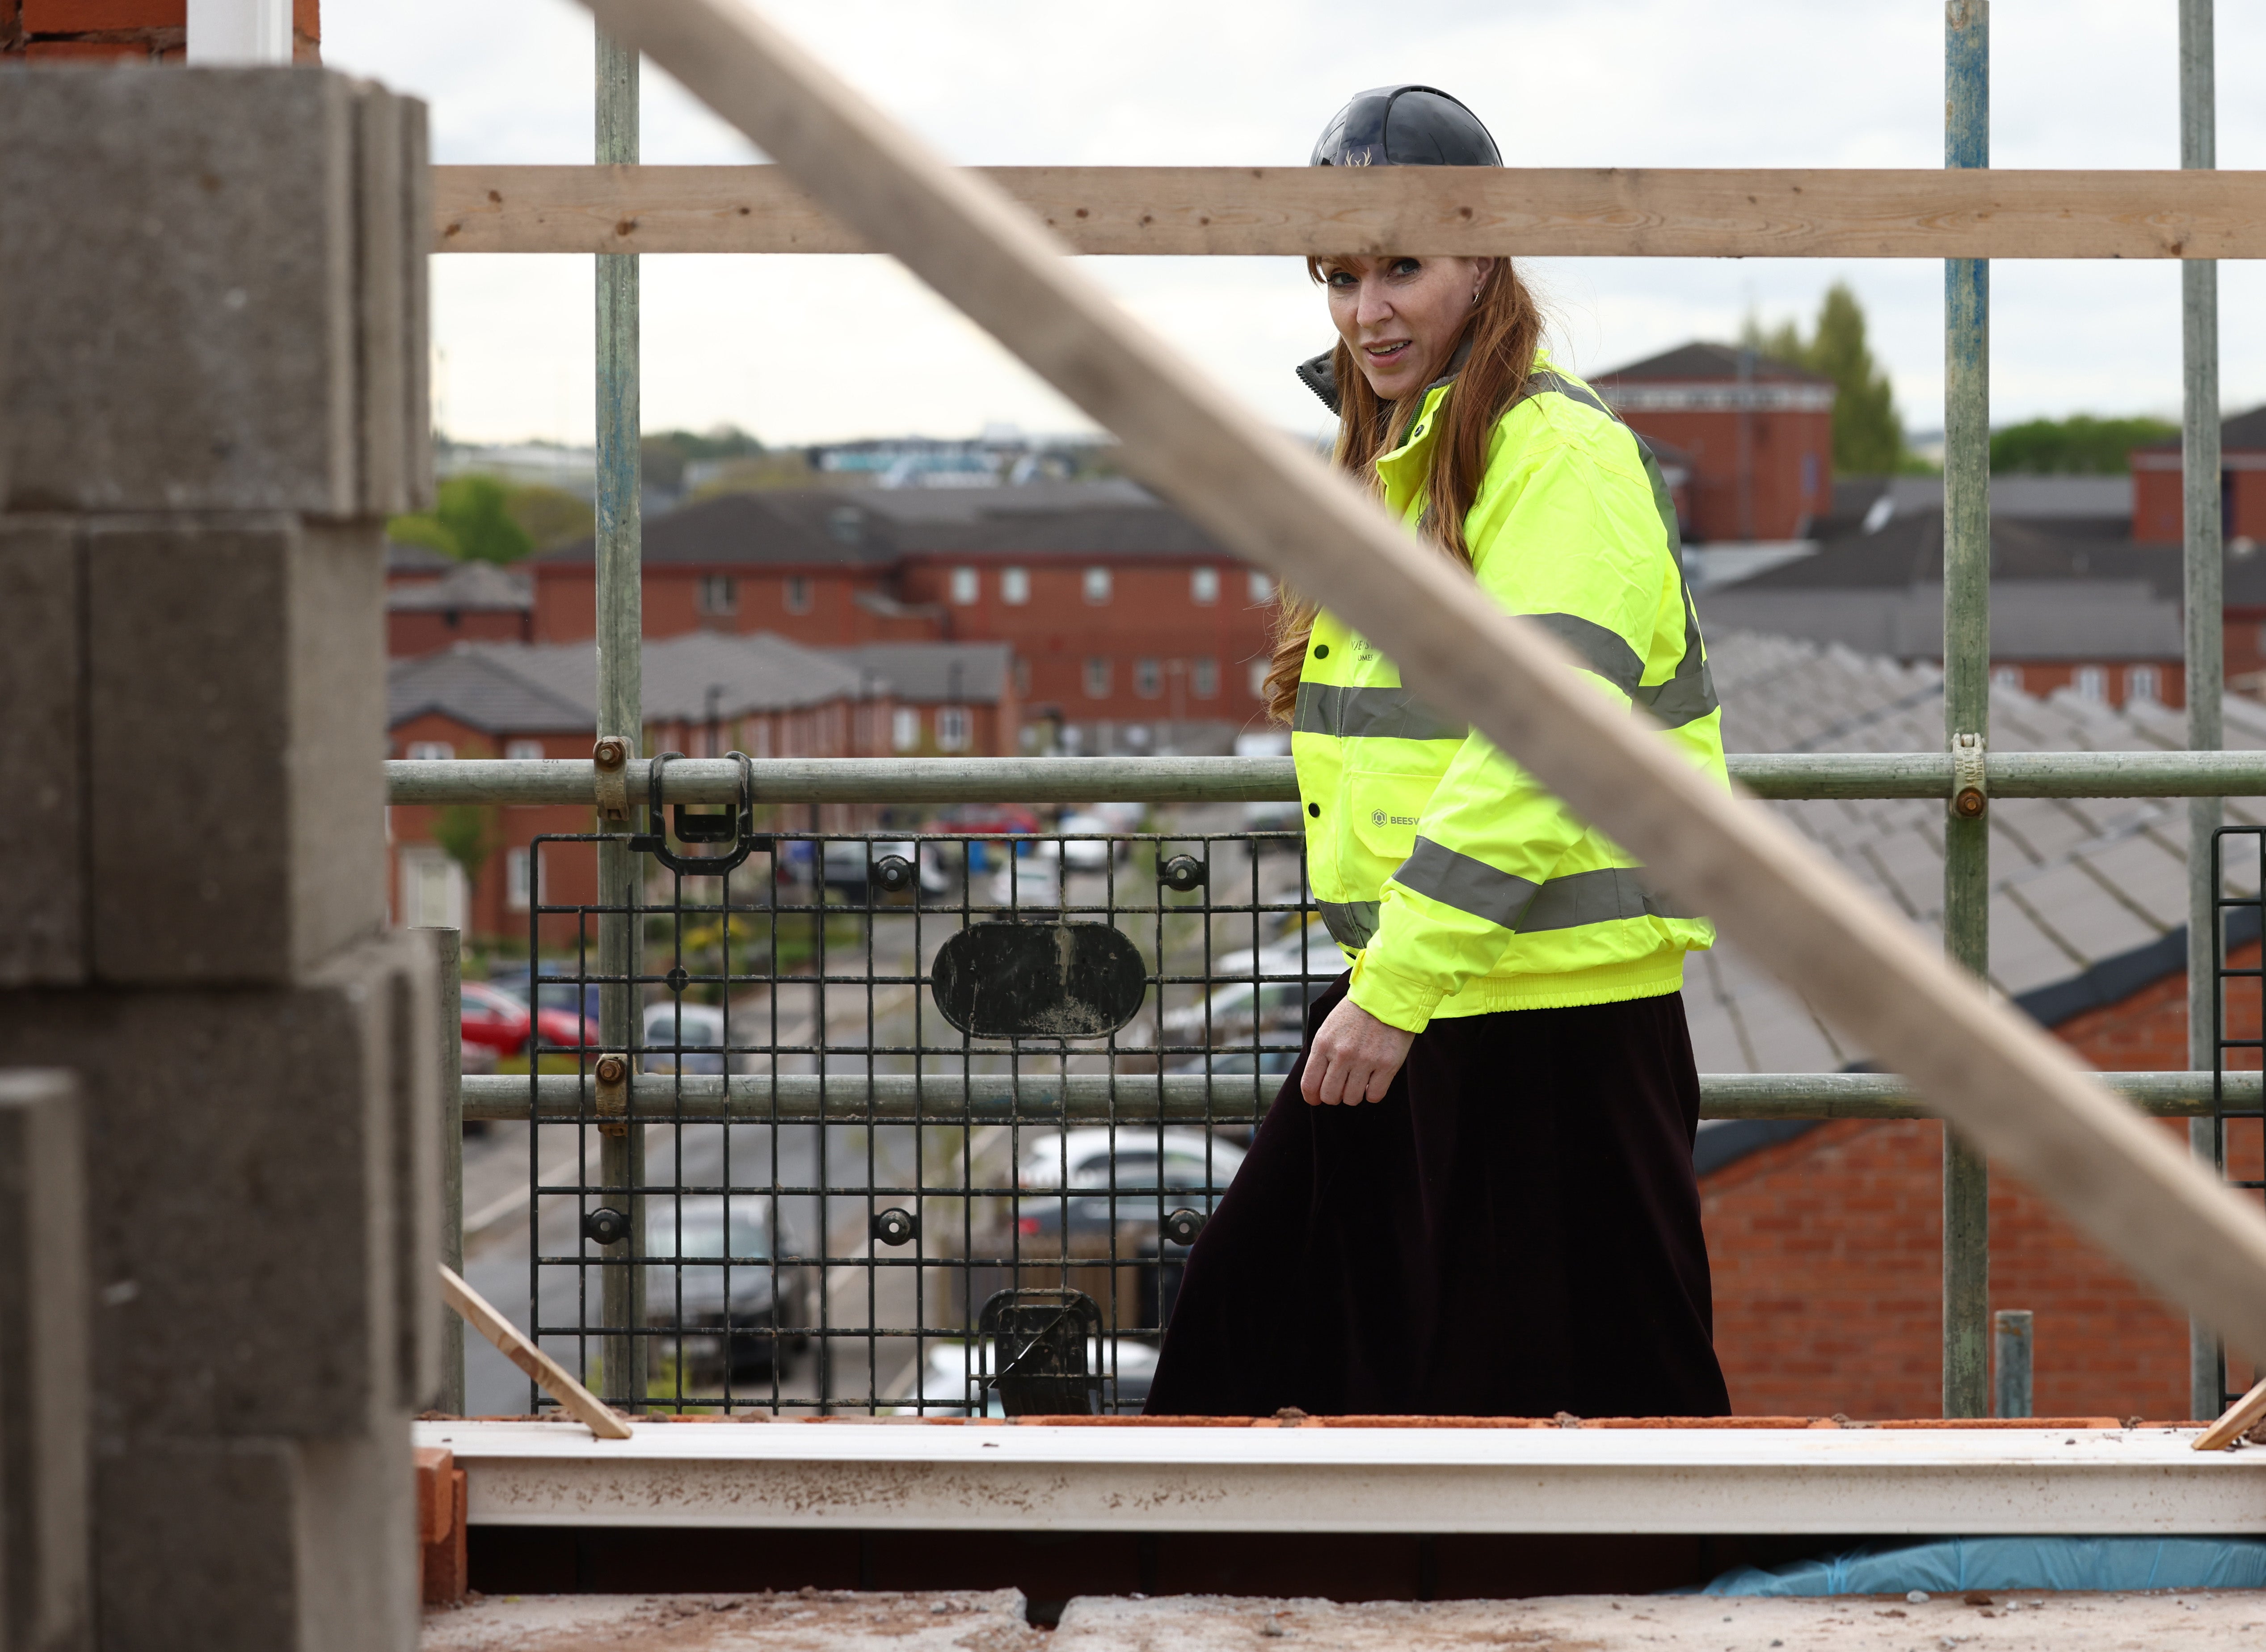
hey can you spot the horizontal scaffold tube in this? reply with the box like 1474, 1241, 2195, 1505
384, 750, 2266, 808
459, 1070, 2262, 1125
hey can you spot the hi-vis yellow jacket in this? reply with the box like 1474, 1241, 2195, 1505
1295, 351, 1727, 1032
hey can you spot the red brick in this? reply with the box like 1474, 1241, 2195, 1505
21, 0, 181, 29
22, 34, 143, 55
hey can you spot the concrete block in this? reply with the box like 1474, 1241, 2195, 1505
93, 1426, 416, 1652
84, 516, 385, 985
0, 521, 85, 986
0, 1071, 92, 1652
352, 84, 435, 517
0, 933, 438, 1439
0, 69, 429, 516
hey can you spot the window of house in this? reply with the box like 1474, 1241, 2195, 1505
504, 738, 544, 761
1990, 666, 2021, 692
1249, 660, 1269, 699
937, 706, 971, 751
1000, 566, 1030, 605
1190, 565, 1219, 605
1249, 570, 1276, 603
1134, 658, 1162, 699
2126, 664, 2161, 703
1083, 657, 1112, 699
1082, 566, 1112, 605
696, 574, 738, 615
1800, 452, 1820, 499
1192, 657, 1218, 700
1012, 658, 1031, 697
749, 721, 772, 760
405, 740, 454, 761
892, 707, 921, 752
2075, 665, 2108, 702
950, 566, 980, 605
504, 847, 543, 913
783, 575, 813, 615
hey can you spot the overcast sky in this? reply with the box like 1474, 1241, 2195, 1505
324, 0, 2266, 450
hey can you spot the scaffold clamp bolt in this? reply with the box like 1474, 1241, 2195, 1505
594, 1052, 630, 1137
1951, 732, 1988, 819
593, 735, 632, 822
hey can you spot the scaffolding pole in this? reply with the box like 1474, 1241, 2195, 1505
594, 23, 645, 1411
1941, 0, 1992, 1420
2182, 0, 2225, 1424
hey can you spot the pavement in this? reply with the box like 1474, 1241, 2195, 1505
421, 1588, 2266, 1650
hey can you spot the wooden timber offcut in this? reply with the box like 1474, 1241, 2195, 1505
432, 164, 2266, 259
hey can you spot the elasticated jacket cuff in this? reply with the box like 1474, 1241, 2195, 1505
1347, 952, 1445, 1034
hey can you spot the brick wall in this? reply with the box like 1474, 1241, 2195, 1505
2132, 460, 2266, 547
1612, 406, 1832, 543
4, 0, 318, 60
1702, 940, 2263, 1420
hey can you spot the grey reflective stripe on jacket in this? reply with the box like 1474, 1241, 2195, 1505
1519, 370, 1718, 732
1317, 899, 1381, 950
1393, 838, 1690, 934
1294, 683, 1465, 741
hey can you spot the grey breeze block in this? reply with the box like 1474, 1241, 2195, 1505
0, 68, 431, 518
0, 930, 440, 1442
85, 514, 388, 986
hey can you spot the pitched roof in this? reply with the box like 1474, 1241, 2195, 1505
2138, 403, 2266, 451
825, 643, 1014, 703
386, 632, 872, 734
534, 482, 1225, 570
1699, 581, 2182, 662
1687, 630, 2266, 1170
385, 559, 532, 612
385, 538, 456, 577
1592, 342, 1834, 384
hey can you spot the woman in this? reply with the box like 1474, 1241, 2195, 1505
1143, 87, 1731, 1420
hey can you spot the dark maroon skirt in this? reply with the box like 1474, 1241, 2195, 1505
1143, 974, 1730, 1419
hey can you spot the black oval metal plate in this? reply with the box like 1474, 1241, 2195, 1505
931, 922, 1147, 1040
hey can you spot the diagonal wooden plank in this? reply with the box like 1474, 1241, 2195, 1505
433, 162, 2266, 259
574, 0, 2266, 1377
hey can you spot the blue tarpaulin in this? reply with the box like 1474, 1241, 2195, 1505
1694, 1537, 2266, 1597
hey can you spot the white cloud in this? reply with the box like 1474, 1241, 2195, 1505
327, 0, 2266, 446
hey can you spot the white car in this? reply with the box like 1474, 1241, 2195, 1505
641, 1000, 731, 1074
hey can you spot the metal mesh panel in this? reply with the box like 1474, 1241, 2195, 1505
499, 818, 1326, 1416
2210, 825, 2266, 1410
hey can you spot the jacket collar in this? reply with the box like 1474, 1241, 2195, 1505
1294, 333, 1474, 421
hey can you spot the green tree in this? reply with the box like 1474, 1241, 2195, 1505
432, 804, 499, 898
503, 483, 595, 551
1739, 282, 1905, 475
385, 474, 536, 564
1989, 414, 2176, 475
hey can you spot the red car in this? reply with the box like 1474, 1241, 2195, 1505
459, 981, 598, 1058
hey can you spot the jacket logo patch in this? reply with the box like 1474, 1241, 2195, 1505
1370, 809, 1419, 828
1371, 809, 1387, 827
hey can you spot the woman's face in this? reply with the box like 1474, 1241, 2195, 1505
1321, 254, 1493, 403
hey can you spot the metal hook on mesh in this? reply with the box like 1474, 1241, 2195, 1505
631, 750, 762, 876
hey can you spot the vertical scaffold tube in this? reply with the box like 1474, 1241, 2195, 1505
595, 24, 646, 1410
1940, 0, 1992, 1420
2181, 0, 2225, 1425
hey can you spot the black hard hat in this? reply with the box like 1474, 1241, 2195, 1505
1310, 85, 1500, 168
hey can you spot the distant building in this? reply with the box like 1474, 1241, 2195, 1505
1698, 477, 2187, 709
385, 632, 1010, 939
386, 558, 534, 654
524, 480, 1273, 752
2131, 403, 2266, 547
1592, 342, 1836, 543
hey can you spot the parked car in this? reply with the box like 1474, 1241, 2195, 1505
485, 964, 602, 1025
640, 1000, 730, 1075
458, 980, 597, 1059
898, 1336, 1159, 1416
1015, 1127, 1247, 1249
642, 1195, 808, 1383
1158, 976, 1332, 1049
820, 838, 949, 902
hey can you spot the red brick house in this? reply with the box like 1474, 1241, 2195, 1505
2131, 403, 2266, 548
526, 482, 1276, 750
1594, 343, 1835, 543
387, 632, 1017, 941
387, 558, 534, 655
1693, 629, 2266, 1419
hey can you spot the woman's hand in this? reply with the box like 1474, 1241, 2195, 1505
1301, 997, 1416, 1107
